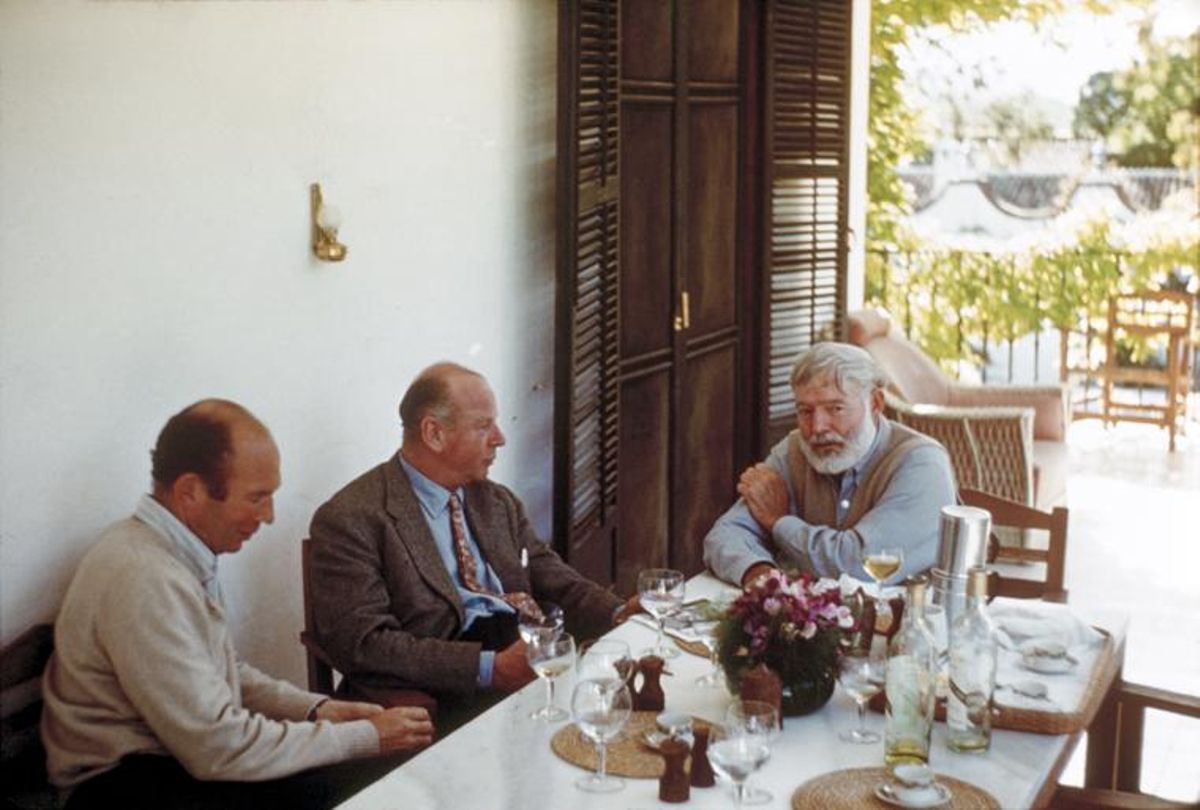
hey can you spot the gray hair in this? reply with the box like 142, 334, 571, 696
789, 342, 886, 396
398, 362, 482, 438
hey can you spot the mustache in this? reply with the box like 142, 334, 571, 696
807, 432, 846, 445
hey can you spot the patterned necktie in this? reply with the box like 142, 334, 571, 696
447, 492, 544, 624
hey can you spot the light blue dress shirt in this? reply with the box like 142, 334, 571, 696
398, 455, 515, 688
134, 493, 224, 607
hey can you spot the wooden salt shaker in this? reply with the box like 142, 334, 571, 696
657, 739, 690, 803
689, 725, 716, 788
634, 655, 665, 712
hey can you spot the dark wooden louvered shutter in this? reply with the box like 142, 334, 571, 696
761, 0, 852, 446
555, 0, 620, 583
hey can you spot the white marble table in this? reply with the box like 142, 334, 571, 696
337, 574, 1125, 810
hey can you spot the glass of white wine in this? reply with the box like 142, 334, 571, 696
637, 568, 686, 659
838, 651, 886, 743
526, 631, 575, 721
863, 547, 904, 630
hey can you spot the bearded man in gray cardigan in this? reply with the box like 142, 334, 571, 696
704, 343, 956, 590
308, 363, 637, 729
41, 400, 433, 810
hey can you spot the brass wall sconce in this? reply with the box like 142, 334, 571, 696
310, 183, 348, 262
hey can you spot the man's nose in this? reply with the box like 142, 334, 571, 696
810, 409, 832, 433
260, 498, 275, 525
492, 424, 506, 447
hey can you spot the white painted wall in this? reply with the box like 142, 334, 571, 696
0, 0, 558, 684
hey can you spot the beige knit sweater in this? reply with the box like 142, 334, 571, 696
41, 517, 379, 788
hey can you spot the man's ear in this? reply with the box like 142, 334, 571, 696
170, 473, 205, 515
870, 387, 885, 417
419, 415, 445, 452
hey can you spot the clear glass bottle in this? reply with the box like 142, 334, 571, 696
885, 575, 938, 768
946, 566, 998, 752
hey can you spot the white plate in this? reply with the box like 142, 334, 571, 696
874, 782, 952, 809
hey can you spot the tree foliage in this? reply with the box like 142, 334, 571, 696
1074, 30, 1199, 168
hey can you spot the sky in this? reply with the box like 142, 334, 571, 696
901, 0, 1200, 135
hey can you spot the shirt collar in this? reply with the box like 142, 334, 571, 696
134, 493, 223, 605
398, 454, 462, 520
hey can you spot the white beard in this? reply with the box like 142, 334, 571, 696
796, 413, 878, 475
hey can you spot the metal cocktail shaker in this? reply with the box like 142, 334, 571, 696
930, 504, 992, 628
927, 504, 992, 691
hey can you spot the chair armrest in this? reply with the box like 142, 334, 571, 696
947, 384, 1069, 441
887, 394, 1035, 504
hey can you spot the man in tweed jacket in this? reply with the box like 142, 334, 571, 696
309, 363, 635, 727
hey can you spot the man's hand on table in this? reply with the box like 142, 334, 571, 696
492, 639, 536, 691
368, 706, 435, 752
613, 593, 643, 625
737, 463, 789, 533
313, 698, 383, 723
740, 562, 781, 591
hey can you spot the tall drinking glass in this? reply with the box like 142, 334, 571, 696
693, 618, 725, 687
526, 632, 575, 721
726, 699, 779, 805
637, 568, 685, 659
571, 678, 633, 793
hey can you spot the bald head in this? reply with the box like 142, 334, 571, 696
398, 362, 484, 441
151, 399, 271, 500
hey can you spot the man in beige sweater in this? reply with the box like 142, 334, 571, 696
41, 400, 432, 810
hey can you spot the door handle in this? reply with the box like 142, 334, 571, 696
673, 291, 691, 332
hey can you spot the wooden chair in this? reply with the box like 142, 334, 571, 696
1101, 291, 1196, 452
959, 487, 1068, 603
849, 308, 1070, 510
1, 624, 56, 810
1054, 681, 1200, 809
299, 539, 437, 717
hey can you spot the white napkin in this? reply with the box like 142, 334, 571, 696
987, 601, 1104, 653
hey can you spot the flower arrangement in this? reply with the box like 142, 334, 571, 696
716, 570, 856, 714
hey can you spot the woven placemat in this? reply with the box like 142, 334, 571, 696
791, 767, 999, 810
550, 711, 710, 779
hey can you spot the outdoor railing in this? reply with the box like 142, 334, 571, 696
864, 247, 1197, 390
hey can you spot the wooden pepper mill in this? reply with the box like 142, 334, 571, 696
633, 655, 665, 712
689, 725, 716, 788
738, 663, 783, 727
657, 739, 690, 803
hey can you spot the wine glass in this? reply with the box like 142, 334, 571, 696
838, 651, 886, 743
693, 618, 725, 688
863, 547, 904, 630
571, 678, 633, 793
518, 600, 564, 645
726, 699, 779, 805
637, 568, 686, 659
577, 638, 634, 686
526, 632, 575, 721
708, 700, 776, 807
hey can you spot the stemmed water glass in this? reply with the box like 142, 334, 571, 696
838, 650, 886, 743
571, 678, 633, 793
577, 638, 634, 686
637, 568, 685, 659
863, 547, 904, 628
694, 618, 725, 687
707, 699, 777, 807
526, 631, 575, 721
518, 601, 564, 645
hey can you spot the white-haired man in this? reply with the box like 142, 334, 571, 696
703, 343, 956, 589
